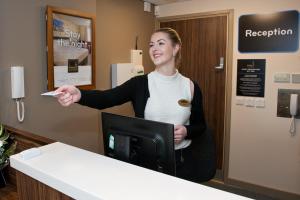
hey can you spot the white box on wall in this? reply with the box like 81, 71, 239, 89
111, 63, 135, 88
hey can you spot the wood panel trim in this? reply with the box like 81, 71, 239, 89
223, 10, 234, 183
5, 125, 55, 145
226, 177, 300, 200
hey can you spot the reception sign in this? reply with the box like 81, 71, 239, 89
239, 10, 299, 52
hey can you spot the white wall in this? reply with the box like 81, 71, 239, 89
157, 0, 300, 195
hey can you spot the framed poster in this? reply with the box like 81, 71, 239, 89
46, 6, 96, 90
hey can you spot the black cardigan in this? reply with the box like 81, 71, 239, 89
78, 74, 206, 139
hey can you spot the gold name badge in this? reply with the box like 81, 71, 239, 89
178, 99, 190, 107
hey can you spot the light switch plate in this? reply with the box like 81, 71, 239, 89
245, 97, 255, 107
291, 74, 300, 84
274, 73, 290, 83
235, 97, 244, 105
255, 98, 265, 108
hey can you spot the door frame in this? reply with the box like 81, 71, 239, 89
157, 9, 234, 182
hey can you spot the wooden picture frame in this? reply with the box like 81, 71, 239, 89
46, 6, 96, 90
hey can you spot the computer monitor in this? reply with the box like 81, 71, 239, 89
101, 112, 176, 176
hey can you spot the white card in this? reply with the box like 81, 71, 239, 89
41, 91, 63, 97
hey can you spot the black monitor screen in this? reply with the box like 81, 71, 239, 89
101, 112, 176, 176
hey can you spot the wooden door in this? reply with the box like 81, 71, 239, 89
161, 15, 227, 170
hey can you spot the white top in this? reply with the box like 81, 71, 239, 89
145, 70, 192, 150
10, 142, 253, 200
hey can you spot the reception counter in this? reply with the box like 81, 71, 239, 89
10, 142, 252, 200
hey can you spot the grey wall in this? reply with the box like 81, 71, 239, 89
0, 0, 155, 153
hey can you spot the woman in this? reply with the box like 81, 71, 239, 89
56, 28, 208, 182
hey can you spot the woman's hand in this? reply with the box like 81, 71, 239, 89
55, 85, 81, 107
174, 125, 187, 144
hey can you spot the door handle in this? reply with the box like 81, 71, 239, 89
215, 57, 224, 70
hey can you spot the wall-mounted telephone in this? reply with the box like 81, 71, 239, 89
11, 66, 25, 122
289, 94, 298, 135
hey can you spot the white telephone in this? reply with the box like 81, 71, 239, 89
11, 66, 25, 122
289, 94, 298, 135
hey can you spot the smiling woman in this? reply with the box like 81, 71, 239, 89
54, 28, 215, 183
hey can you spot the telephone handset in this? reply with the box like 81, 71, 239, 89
11, 66, 25, 122
289, 94, 298, 135
290, 94, 298, 116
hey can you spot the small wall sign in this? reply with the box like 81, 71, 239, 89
238, 10, 299, 53
237, 59, 266, 97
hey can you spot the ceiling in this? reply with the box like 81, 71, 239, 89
144, 0, 190, 5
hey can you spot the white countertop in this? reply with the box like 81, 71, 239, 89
10, 142, 252, 200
